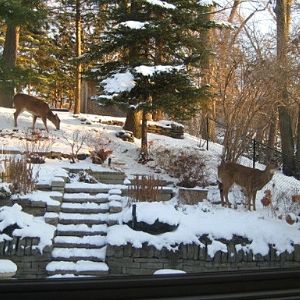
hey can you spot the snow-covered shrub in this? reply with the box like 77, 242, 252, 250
63, 130, 89, 163
89, 132, 113, 164
270, 189, 300, 221
0, 183, 12, 199
153, 147, 207, 188
90, 149, 113, 164
68, 170, 97, 184
128, 175, 162, 202
22, 130, 54, 164
1, 156, 37, 195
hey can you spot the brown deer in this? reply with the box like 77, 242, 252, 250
13, 93, 60, 132
217, 161, 276, 210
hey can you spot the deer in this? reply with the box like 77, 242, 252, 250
13, 93, 60, 132
217, 160, 276, 211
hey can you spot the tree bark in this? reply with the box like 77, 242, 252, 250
275, 0, 295, 176
123, 108, 142, 138
0, 23, 20, 107
74, 0, 82, 115
200, 5, 215, 141
140, 109, 148, 160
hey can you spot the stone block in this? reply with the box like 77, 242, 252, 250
140, 262, 163, 270
227, 244, 236, 263
123, 244, 132, 257
178, 188, 208, 205
213, 251, 222, 264
109, 206, 122, 214
294, 244, 300, 262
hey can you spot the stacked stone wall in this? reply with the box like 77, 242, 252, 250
107, 241, 300, 276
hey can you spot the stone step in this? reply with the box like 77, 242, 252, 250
56, 224, 107, 237
58, 212, 108, 225
61, 202, 109, 214
63, 193, 109, 203
64, 184, 112, 194
54, 235, 106, 249
51, 246, 106, 262
46, 260, 109, 276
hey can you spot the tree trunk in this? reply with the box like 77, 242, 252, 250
0, 23, 20, 107
275, 0, 295, 176
140, 109, 148, 160
74, 0, 82, 115
266, 117, 277, 162
200, 5, 215, 141
295, 104, 300, 178
123, 108, 142, 138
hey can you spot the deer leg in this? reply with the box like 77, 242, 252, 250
32, 116, 37, 131
223, 184, 231, 208
252, 191, 257, 211
218, 180, 225, 206
41, 117, 49, 132
14, 110, 21, 127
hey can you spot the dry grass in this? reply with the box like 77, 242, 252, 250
128, 175, 162, 202
1, 156, 37, 195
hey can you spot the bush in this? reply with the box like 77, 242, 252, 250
88, 132, 113, 164
153, 147, 207, 188
1, 156, 38, 195
90, 148, 113, 164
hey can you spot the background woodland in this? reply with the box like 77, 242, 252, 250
0, 0, 300, 177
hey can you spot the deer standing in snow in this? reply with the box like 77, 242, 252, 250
217, 160, 276, 210
13, 93, 60, 132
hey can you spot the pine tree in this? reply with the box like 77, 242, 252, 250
0, 0, 47, 107
89, 0, 218, 158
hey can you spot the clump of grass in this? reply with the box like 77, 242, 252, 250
128, 175, 162, 202
1, 156, 38, 195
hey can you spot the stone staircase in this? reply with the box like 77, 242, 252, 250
46, 173, 126, 278
45, 170, 175, 278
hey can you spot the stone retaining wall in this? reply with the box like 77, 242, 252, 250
0, 237, 52, 279
106, 240, 300, 276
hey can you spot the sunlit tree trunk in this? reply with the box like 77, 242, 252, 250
74, 0, 82, 115
200, 5, 215, 141
275, 0, 295, 176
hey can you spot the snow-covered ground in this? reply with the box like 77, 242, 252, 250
0, 107, 299, 268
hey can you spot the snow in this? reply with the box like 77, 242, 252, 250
198, 0, 218, 6
119, 21, 149, 30
134, 65, 184, 76
11, 191, 62, 206
153, 269, 186, 275
122, 202, 181, 226
145, 0, 176, 10
0, 260, 17, 274
101, 71, 135, 94
46, 260, 108, 272
0, 106, 299, 270
100, 65, 184, 97
0, 204, 55, 252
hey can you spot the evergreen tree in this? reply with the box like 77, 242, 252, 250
0, 0, 47, 107
89, 0, 218, 157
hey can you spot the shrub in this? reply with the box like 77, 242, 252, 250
63, 130, 89, 163
88, 132, 113, 164
1, 156, 38, 195
90, 149, 113, 164
22, 130, 54, 164
128, 175, 162, 202
153, 147, 207, 188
